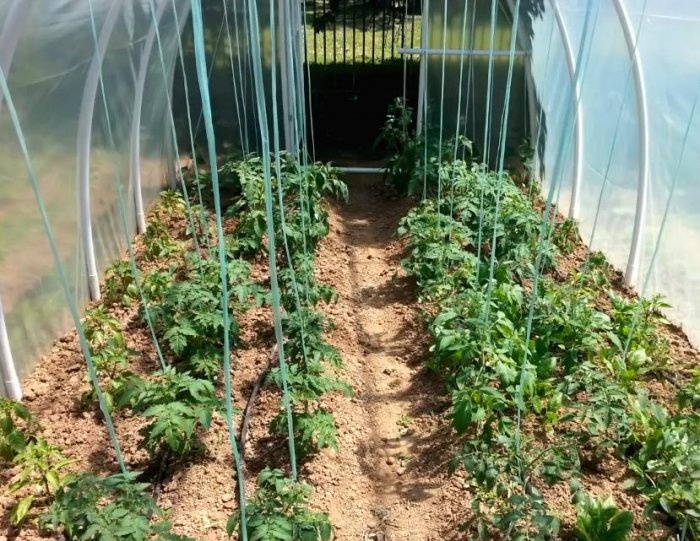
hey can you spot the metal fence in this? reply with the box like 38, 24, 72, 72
304, 0, 422, 65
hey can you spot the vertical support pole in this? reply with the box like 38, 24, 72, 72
278, 0, 295, 153
0, 294, 21, 399
292, 0, 309, 155
77, 0, 124, 301
613, 0, 649, 287
416, 0, 429, 136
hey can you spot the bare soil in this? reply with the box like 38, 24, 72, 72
0, 174, 467, 540
301, 175, 464, 541
1, 173, 694, 541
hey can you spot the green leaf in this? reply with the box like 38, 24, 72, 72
319, 520, 332, 541
268, 517, 293, 540
249, 523, 269, 541
46, 470, 61, 492
226, 514, 239, 537
253, 215, 266, 239
10, 494, 34, 525
299, 526, 318, 541
607, 511, 634, 540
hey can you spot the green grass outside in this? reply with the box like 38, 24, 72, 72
303, 8, 422, 65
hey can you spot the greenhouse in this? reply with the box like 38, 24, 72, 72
0, 0, 698, 539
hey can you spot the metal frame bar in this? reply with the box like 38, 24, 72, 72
332, 0, 337, 62
400, 47, 530, 57
352, 0, 356, 63
415, 0, 429, 135
371, 0, 377, 63
323, 0, 328, 63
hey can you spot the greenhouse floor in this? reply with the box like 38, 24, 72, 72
3, 175, 460, 540
3, 174, 697, 540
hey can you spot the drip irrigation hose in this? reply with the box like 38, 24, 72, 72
239, 344, 278, 470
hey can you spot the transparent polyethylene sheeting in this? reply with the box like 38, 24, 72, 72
530, 0, 700, 344
0, 0, 187, 393
427, 0, 700, 345
424, 0, 530, 165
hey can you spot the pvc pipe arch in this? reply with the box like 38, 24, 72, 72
0, 1, 32, 399
545, 0, 649, 286
614, 0, 650, 288
0, 295, 21, 400
0, 0, 33, 115
130, 0, 178, 234
549, 0, 584, 219
77, 0, 125, 301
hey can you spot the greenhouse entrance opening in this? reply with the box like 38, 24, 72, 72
302, 1, 422, 165
301, 0, 535, 171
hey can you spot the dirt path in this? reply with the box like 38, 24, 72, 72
306, 175, 462, 541
7, 174, 466, 541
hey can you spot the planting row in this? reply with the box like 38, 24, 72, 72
396, 155, 699, 539
1, 153, 348, 541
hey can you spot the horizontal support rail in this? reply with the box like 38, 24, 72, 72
336, 166, 385, 174
399, 47, 530, 57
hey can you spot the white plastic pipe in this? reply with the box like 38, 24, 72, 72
130, 0, 174, 234
550, 0, 584, 219
0, 295, 21, 400
0, 0, 33, 115
336, 166, 385, 174
614, 0, 649, 288
77, 0, 124, 301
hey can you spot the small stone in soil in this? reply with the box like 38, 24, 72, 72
386, 457, 395, 466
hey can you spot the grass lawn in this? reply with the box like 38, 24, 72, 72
302, 1, 422, 64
